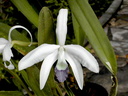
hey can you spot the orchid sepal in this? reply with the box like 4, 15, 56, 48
56, 9, 68, 46
64, 45, 99, 73
18, 44, 60, 71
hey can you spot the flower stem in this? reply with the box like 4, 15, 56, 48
12, 40, 38, 46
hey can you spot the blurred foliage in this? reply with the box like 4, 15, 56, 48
0, 0, 114, 26
0, 0, 17, 25
45, 0, 69, 21
0, 0, 113, 40
0, 0, 37, 34
89, 0, 114, 16
0, 0, 113, 43
45, 0, 114, 17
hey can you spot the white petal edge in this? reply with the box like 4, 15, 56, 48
9, 25, 33, 46
65, 52, 83, 90
56, 9, 68, 45
40, 50, 58, 89
0, 38, 8, 53
4, 61, 14, 70
2, 43, 13, 61
64, 45, 99, 73
18, 44, 59, 70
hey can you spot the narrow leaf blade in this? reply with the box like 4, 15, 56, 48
0, 91, 24, 96
68, 0, 117, 75
11, 0, 39, 27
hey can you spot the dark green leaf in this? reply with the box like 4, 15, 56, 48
68, 0, 117, 75
26, 66, 47, 96
11, 0, 39, 27
0, 91, 24, 96
38, 7, 55, 45
72, 14, 85, 46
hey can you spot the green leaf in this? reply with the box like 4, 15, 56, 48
12, 77, 22, 90
0, 23, 35, 55
72, 14, 85, 46
20, 66, 47, 96
11, 0, 39, 27
68, 0, 117, 75
38, 7, 55, 45
20, 63, 58, 96
0, 91, 24, 96
26, 66, 47, 96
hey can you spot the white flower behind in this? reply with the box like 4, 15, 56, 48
0, 25, 32, 69
0, 38, 14, 69
18, 9, 99, 90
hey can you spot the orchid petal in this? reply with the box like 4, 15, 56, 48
2, 43, 13, 61
56, 9, 68, 45
64, 45, 99, 73
4, 61, 14, 70
65, 52, 83, 90
18, 44, 59, 70
0, 38, 8, 53
40, 50, 58, 89
9, 25, 33, 46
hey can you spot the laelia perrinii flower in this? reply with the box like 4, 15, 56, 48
0, 38, 14, 69
18, 9, 99, 90
0, 25, 32, 69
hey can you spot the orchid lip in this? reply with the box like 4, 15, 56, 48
56, 46, 68, 70
55, 67, 69, 82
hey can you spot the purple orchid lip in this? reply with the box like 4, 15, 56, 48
55, 67, 69, 82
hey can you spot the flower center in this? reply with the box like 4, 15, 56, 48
56, 46, 68, 70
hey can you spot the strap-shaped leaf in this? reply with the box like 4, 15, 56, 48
26, 66, 47, 96
11, 0, 39, 27
38, 7, 55, 45
0, 91, 24, 96
68, 0, 117, 75
72, 14, 85, 46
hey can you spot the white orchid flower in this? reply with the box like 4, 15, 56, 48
0, 38, 14, 69
18, 9, 99, 90
0, 25, 32, 69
